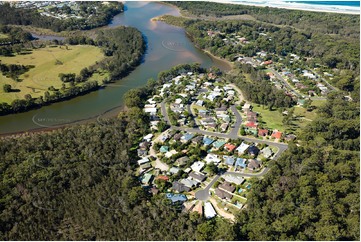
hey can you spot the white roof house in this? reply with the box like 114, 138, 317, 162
143, 134, 154, 142
222, 174, 245, 185
165, 149, 178, 158
191, 161, 205, 172
204, 202, 217, 219
236, 142, 250, 154
144, 107, 157, 115
137, 157, 150, 165
204, 153, 221, 164
144, 104, 156, 108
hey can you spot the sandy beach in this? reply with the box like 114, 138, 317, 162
209, 0, 360, 15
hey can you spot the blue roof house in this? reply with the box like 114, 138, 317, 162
223, 156, 235, 166
212, 140, 226, 149
203, 136, 214, 146
235, 158, 247, 169
166, 193, 187, 203
160, 146, 169, 153
181, 133, 195, 142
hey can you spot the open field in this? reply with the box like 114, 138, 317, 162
252, 104, 285, 131
0, 45, 105, 103
293, 99, 326, 128
252, 99, 325, 132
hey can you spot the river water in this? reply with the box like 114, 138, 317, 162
0, 1, 231, 135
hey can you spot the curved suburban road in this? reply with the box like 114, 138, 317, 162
195, 167, 270, 201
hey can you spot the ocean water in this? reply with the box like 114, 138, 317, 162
230, 0, 360, 14
288, 1, 360, 7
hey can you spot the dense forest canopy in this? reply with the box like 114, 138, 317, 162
0, 2, 123, 32
236, 92, 359, 240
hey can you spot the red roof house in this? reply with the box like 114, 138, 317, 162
271, 130, 282, 139
156, 175, 169, 181
224, 143, 237, 152
245, 122, 258, 129
258, 129, 269, 137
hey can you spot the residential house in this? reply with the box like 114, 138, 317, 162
215, 106, 228, 115
137, 149, 148, 157
192, 135, 203, 145
204, 153, 221, 164
261, 147, 273, 159
191, 161, 205, 172
184, 168, 192, 174
143, 134, 154, 142
156, 175, 169, 182
151, 187, 159, 195
222, 174, 245, 185
235, 158, 247, 170
196, 100, 204, 106
181, 133, 195, 143
248, 145, 260, 156
245, 122, 258, 129
224, 143, 237, 152
247, 111, 257, 122
166, 193, 187, 203
220, 123, 228, 132
219, 182, 236, 193
140, 163, 152, 170
165, 149, 178, 158
212, 140, 226, 150
175, 156, 190, 167
235, 142, 250, 155
141, 173, 153, 185
169, 167, 180, 174
204, 202, 217, 219
138, 157, 150, 165
172, 181, 191, 193
203, 136, 214, 146
173, 133, 183, 141
139, 141, 151, 150
242, 103, 251, 112
160, 146, 169, 153
144, 107, 157, 115
189, 171, 207, 182
180, 178, 199, 188
198, 110, 208, 118
201, 118, 216, 126
215, 188, 233, 200
258, 129, 268, 137
223, 155, 235, 166
271, 130, 282, 139
247, 159, 261, 171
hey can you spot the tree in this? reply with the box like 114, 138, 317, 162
205, 162, 218, 176
3, 84, 11, 92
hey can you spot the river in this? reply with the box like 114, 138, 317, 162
0, 1, 231, 135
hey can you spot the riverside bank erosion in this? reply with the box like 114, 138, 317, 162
0, 1, 230, 135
